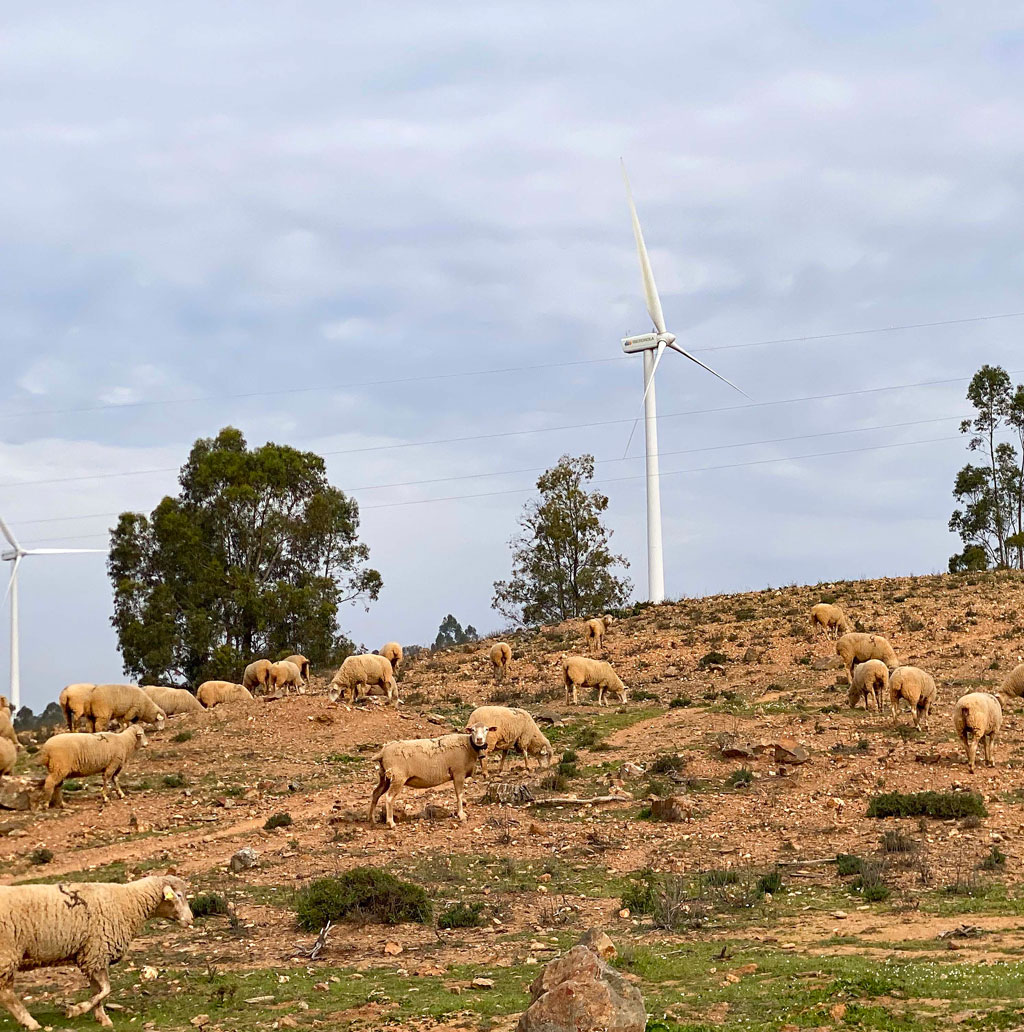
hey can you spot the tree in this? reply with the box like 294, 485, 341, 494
434, 615, 478, 650
108, 427, 381, 685
949, 365, 1024, 571
492, 454, 631, 625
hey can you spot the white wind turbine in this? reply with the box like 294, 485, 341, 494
620, 163, 747, 604
0, 515, 106, 713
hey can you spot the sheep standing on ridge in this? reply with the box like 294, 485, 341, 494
0, 874, 192, 1030
58, 683, 96, 731
379, 642, 403, 676
489, 642, 513, 682
0, 738, 16, 778
83, 685, 165, 734
889, 666, 937, 729
197, 681, 253, 708
585, 616, 613, 654
283, 654, 310, 683
268, 660, 303, 693
849, 659, 889, 711
38, 726, 148, 808
954, 692, 1002, 773
242, 659, 273, 693
562, 655, 628, 706
810, 603, 852, 639
142, 685, 203, 716
466, 705, 552, 775
835, 632, 897, 685
328, 654, 397, 706
368, 724, 497, 829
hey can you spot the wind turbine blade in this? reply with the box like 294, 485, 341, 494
621, 161, 666, 334
21, 548, 107, 555
667, 341, 750, 399
0, 515, 19, 551
2, 555, 20, 606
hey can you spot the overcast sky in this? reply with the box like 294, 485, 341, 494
2, 2, 1023, 708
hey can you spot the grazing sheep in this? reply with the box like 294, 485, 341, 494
0, 738, 16, 778
585, 615, 613, 653
283, 654, 310, 682
142, 685, 203, 716
379, 642, 403, 675
196, 681, 253, 708
58, 683, 96, 731
849, 659, 889, 711
242, 659, 272, 693
810, 602, 852, 638
83, 685, 165, 734
0, 708, 18, 748
466, 705, 553, 775
489, 641, 513, 681
327, 654, 397, 706
38, 726, 148, 808
889, 666, 937, 729
268, 660, 303, 692
954, 692, 1003, 773
368, 724, 496, 829
562, 655, 628, 706
1001, 663, 1024, 699
0, 874, 192, 1030
835, 632, 897, 684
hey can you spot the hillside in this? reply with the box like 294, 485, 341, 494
3, 569, 1024, 1031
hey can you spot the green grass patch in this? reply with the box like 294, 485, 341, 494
867, 790, 987, 819
437, 900, 486, 929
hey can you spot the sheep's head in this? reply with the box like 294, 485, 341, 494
152, 710, 166, 730
133, 726, 150, 748
155, 877, 194, 927
463, 724, 495, 751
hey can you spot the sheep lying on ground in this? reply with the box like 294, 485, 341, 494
489, 641, 513, 681
83, 685, 165, 734
369, 724, 496, 828
889, 666, 937, 729
835, 632, 897, 684
810, 602, 852, 638
585, 615, 613, 653
242, 659, 272, 693
38, 726, 148, 808
562, 655, 628, 706
283, 654, 310, 682
466, 705, 552, 775
0, 738, 16, 778
328, 654, 397, 705
0, 874, 192, 1030
379, 642, 403, 675
269, 660, 303, 692
58, 683, 96, 731
954, 692, 1002, 773
1002, 663, 1024, 699
142, 685, 203, 716
849, 658, 889, 711
196, 681, 253, 708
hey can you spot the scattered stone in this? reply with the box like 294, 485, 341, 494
773, 739, 809, 765
383, 941, 403, 956
650, 796, 692, 822
471, 977, 494, 989
482, 782, 535, 805
718, 734, 757, 760
577, 929, 617, 960
811, 655, 842, 671
742, 647, 763, 664
0, 781, 34, 811
665, 666, 680, 677
189, 1016, 210, 1028
426, 713, 447, 726
620, 762, 645, 777
228, 847, 259, 873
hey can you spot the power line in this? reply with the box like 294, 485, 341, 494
1, 309, 1021, 423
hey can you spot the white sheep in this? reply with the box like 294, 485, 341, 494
38, 726, 148, 808
489, 641, 513, 681
82, 685, 166, 733
268, 660, 303, 693
368, 724, 497, 828
196, 681, 253, 708
283, 654, 311, 682
835, 632, 898, 684
954, 692, 1003, 773
0, 707, 18, 748
58, 683, 96, 731
466, 705, 553, 775
849, 659, 889, 711
142, 685, 203, 716
0, 738, 16, 778
562, 655, 628, 706
379, 642, 403, 675
0, 874, 192, 1030
328, 654, 397, 706
889, 666, 937, 729
242, 659, 272, 693
1002, 663, 1024, 699
585, 615, 613, 653
809, 602, 852, 638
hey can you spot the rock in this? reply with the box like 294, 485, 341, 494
620, 762, 645, 777
0, 782, 33, 811
577, 929, 617, 959
534, 709, 562, 726
665, 666, 680, 677
228, 847, 259, 873
650, 796, 692, 822
773, 739, 809, 765
742, 648, 763, 664
471, 977, 494, 989
383, 941, 403, 955
426, 713, 447, 726
811, 655, 842, 671
518, 945, 645, 1032
718, 734, 756, 760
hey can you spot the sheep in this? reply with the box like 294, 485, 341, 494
268, 660, 303, 693
848, 659, 889, 711
562, 655, 628, 706
810, 602, 852, 639
142, 685, 203, 716
0, 738, 16, 778
242, 659, 272, 693
1001, 663, 1024, 699
585, 615, 613, 653
379, 642, 403, 675
196, 681, 253, 708
835, 632, 897, 684
368, 724, 497, 829
489, 641, 513, 681
327, 654, 397, 706
283, 654, 310, 682
0, 874, 192, 1030
58, 683, 96, 731
83, 684, 166, 734
38, 726, 148, 809
466, 705, 553, 775
954, 692, 1003, 773
889, 666, 937, 729
0, 708, 18, 748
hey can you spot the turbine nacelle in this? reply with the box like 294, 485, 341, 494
1, 550, 18, 563
621, 332, 676, 354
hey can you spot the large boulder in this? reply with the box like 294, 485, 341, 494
518, 945, 645, 1032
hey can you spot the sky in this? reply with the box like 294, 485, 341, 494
2, 2, 1024, 709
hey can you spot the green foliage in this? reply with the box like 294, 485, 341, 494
668, 695, 691, 708
726, 767, 753, 788
867, 790, 987, 820
191, 892, 229, 918
492, 454, 631, 625
162, 773, 188, 788
836, 853, 865, 877
982, 845, 1007, 871
702, 869, 739, 887
293, 868, 432, 930
437, 901, 486, 929
698, 650, 728, 668
433, 615, 478, 649
12, 702, 63, 731
173, 730, 193, 743
756, 870, 784, 895
264, 812, 293, 830
880, 830, 916, 854
28, 847, 53, 866
108, 427, 381, 685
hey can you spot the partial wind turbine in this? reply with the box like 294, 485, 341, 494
0, 515, 106, 712
620, 163, 747, 604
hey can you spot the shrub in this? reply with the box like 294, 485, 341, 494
756, 870, 784, 896
698, 651, 727, 668
702, 869, 739, 887
173, 730, 193, 743
162, 773, 188, 788
981, 845, 1007, 871
28, 847, 53, 866
668, 695, 692, 708
575, 727, 600, 749
191, 892, 229, 918
264, 812, 293, 831
437, 901, 486, 929
294, 868, 432, 930
650, 752, 688, 775
725, 767, 753, 788
867, 791, 986, 820
881, 830, 916, 854
836, 853, 865, 877
852, 860, 890, 902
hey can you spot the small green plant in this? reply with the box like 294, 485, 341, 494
836, 853, 865, 877
702, 869, 739, 887
574, 727, 600, 749
866, 790, 986, 820
173, 730, 193, 743
881, 830, 916, 854
28, 847, 54, 866
264, 812, 294, 831
294, 868, 432, 930
698, 651, 727, 668
851, 860, 889, 902
981, 845, 1007, 871
668, 695, 692, 708
162, 773, 188, 788
191, 892, 229, 918
437, 901, 486, 929
650, 752, 687, 775
756, 870, 784, 896
725, 767, 753, 788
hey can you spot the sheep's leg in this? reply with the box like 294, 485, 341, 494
479, 753, 489, 779
452, 771, 467, 821
965, 734, 978, 773
42, 773, 62, 809
369, 771, 389, 823
984, 733, 997, 767
66, 969, 111, 1025
0, 983, 40, 1031
383, 781, 403, 829
106, 764, 126, 799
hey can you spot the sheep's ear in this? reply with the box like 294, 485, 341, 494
163, 885, 176, 901
488, 726, 498, 732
